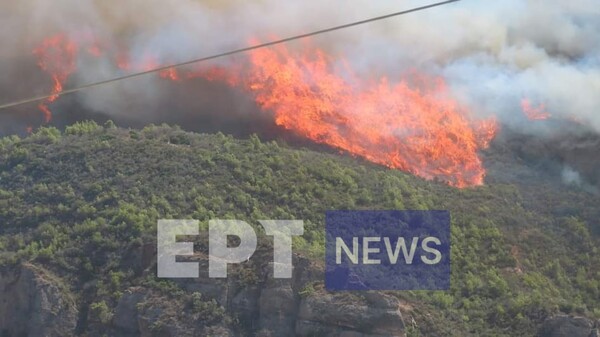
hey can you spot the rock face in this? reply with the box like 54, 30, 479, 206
0, 263, 77, 337
539, 315, 599, 337
0, 257, 405, 336
113, 287, 146, 334
296, 291, 405, 337
109, 256, 406, 337
12, 258, 600, 337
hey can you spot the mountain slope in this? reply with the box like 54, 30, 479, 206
0, 121, 598, 336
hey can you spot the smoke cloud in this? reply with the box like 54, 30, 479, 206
0, 0, 598, 136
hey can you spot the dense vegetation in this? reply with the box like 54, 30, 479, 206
0, 121, 598, 336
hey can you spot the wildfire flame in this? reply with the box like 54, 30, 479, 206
521, 98, 550, 121
33, 34, 499, 188
33, 34, 79, 122
236, 44, 497, 187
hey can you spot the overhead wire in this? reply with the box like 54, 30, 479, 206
0, 0, 461, 111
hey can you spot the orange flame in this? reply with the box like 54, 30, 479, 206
32, 34, 498, 187
233, 44, 497, 187
33, 34, 79, 122
521, 98, 550, 120
117, 52, 131, 71
159, 68, 181, 81
186, 65, 241, 86
87, 44, 103, 57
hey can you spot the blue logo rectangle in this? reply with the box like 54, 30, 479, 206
325, 210, 450, 291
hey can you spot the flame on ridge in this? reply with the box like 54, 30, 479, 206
33, 33, 498, 187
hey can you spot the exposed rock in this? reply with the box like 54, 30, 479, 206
175, 256, 230, 306
230, 285, 261, 330
539, 315, 595, 337
0, 255, 408, 336
119, 245, 409, 336
0, 263, 78, 337
296, 291, 405, 337
258, 262, 299, 336
113, 287, 146, 334
114, 286, 237, 337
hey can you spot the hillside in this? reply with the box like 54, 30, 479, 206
0, 121, 599, 337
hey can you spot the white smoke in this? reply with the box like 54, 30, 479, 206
0, 0, 599, 132
562, 166, 582, 186
561, 165, 599, 193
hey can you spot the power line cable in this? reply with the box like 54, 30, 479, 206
0, 0, 460, 111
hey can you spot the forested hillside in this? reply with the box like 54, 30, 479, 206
0, 121, 598, 336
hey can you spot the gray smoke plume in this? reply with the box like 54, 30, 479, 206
0, 0, 598, 136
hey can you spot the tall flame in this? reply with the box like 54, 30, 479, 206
235, 44, 497, 187
32, 34, 498, 188
33, 34, 79, 122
